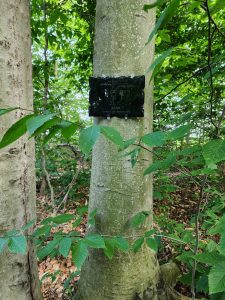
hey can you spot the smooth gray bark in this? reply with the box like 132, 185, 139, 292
0, 1, 42, 299
76, 1, 158, 299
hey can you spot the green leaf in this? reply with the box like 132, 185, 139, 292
130, 148, 140, 168
61, 123, 78, 140
52, 214, 75, 224
30, 117, 60, 138
203, 140, 225, 165
63, 271, 80, 289
0, 107, 17, 116
8, 235, 27, 254
204, 65, 220, 80
59, 237, 72, 258
146, 48, 173, 74
113, 236, 129, 252
0, 114, 34, 149
144, 154, 176, 175
219, 235, 225, 254
26, 113, 55, 136
84, 234, 105, 249
145, 229, 155, 237
166, 125, 191, 140
146, 237, 158, 252
79, 125, 100, 155
210, 0, 225, 15
43, 126, 61, 144
0, 237, 8, 253
123, 138, 136, 150
196, 275, 209, 293
179, 273, 192, 285
100, 126, 124, 147
210, 292, 225, 300
37, 239, 60, 260
72, 217, 82, 228
208, 218, 225, 236
104, 239, 115, 260
34, 225, 52, 237
21, 220, 35, 231
130, 211, 150, 228
88, 208, 97, 226
133, 237, 144, 253
71, 241, 88, 270
194, 252, 225, 266
207, 240, 218, 252
147, 0, 180, 44
143, 0, 165, 11
141, 131, 166, 147
209, 262, 225, 294
5, 229, 20, 237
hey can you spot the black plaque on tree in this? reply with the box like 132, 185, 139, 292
89, 76, 145, 118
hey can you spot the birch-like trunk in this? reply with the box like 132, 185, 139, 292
0, 1, 42, 299
76, 1, 158, 299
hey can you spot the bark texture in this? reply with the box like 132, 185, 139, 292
0, 1, 42, 299
76, 1, 158, 299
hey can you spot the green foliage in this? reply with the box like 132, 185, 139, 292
113, 236, 129, 252
147, 0, 180, 44
37, 238, 60, 260
141, 131, 166, 147
83, 234, 105, 249
51, 214, 75, 224
8, 235, 27, 254
63, 271, 80, 289
209, 262, 225, 294
166, 125, 192, 141
203, 139, 225, 165
144, 154, 176, 175
147, 48, 173, 76
103, 239, 115, 260
26, 113, 55, 136
146, 237, 158, 252
129, 211, 150, 228
71, 241, 88, 270
0, 115, 34, 149
100, 126, 123, 147
143, 0, 165, 11
133, 237, 144, 253
87, 208, 97, 226
59, 237, 72, 258
0, 107, 17, 116
103, 236, 130, 259
79, 125, 100, 155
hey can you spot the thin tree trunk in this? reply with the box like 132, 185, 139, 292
76, 1, 158, 299
0, 1, 42, 299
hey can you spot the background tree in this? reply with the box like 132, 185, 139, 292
0, 1, 42, 299
76, 1, 158, 299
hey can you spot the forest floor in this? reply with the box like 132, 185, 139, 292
37, 181, 198, 300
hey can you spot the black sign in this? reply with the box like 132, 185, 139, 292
89, 76, 145, 118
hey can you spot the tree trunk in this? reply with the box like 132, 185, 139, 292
0, 1, 42, 299
76, 1, 158, 299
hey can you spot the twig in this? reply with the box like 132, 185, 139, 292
205, 0, 218, 132
158, 62, 220, 102
135, 142, 202, 187
43, 0, 49, 109
56, 163, 83, 213
201, 3, 225, 40
41, 148, 55, 213
216, 104, 225, 136
191, 175, 208, 300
